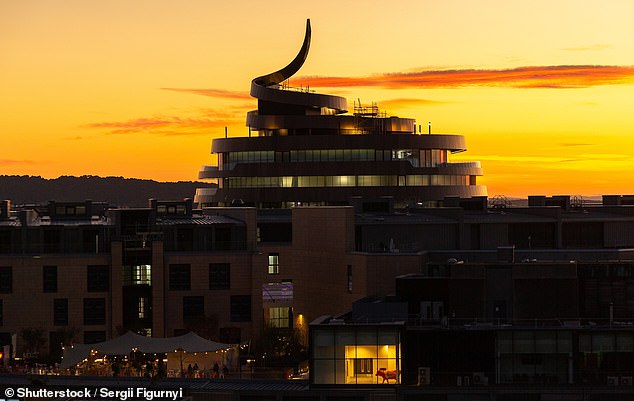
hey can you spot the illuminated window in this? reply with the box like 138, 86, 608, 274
268, 253, 279, 275
312, 327, 401, 385
129, 265, 151, 285
266, 307, 291, 328
138, 297, 146, 318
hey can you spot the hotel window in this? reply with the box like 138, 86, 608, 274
138, 297, 147, 319
123, 265, 151, 286
230, 295, 251, 322
265, 307, 291, 328
43, 265, 57, 293
268, 253, 280, 275
209, 263, 230, 289
132, 265, 151, 285
83, 298, 105, 325
169, 264, 191, 290
87, 265, 109, 292
183, 296, 204, 321
1, 266, 13, 293
54, 298, 68, 326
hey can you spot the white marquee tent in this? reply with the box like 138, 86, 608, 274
61, 331, 233, 369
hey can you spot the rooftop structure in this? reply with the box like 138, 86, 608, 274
195, 20, 486, 208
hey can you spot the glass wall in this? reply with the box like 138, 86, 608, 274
496, 331, 572, 384
226, 175, 474, 189
222, 149, 450, 169
577, 331, 634, 384
312, 325, 401, 385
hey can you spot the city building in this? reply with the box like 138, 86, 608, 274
3, 18, 634, 400
195, 19, 486, 209
3, 195, 634, 365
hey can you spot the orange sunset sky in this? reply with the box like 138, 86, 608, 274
2, 0, 634, 198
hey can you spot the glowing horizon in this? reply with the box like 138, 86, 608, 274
3, 1, 634, 198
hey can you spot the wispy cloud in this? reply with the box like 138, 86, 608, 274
470, 153, 634, 171
378, 98, 449, 109
294, 65, 634, 89
560, 143, 593, 147
562, 44, 611, 52
0, 159, 37, 166
85, 112, 243, 136
162, 88, 250, 100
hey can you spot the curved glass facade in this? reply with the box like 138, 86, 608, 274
223, 175, 474, 189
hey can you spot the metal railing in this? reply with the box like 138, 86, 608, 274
405, 316, 634, 329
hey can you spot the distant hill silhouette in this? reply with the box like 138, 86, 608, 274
0, 175, 213, 207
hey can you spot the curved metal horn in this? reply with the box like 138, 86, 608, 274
253, 19, 311, 87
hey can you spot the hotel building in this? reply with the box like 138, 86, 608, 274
195, 20, 486, 209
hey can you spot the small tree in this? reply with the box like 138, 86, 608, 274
254, 326, 307, 368
20, 327, 46, 360
48, 326, 80, 363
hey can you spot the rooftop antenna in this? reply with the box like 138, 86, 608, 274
225, 126, 228, 138
428, 121, 431, 135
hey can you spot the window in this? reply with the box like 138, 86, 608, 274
138, 297, 147, 319
87, 265, 109, 292
54, 298, 68, 326
265, 307, 291, 328
83, 298, 105, 325
84, 331, 106, 344
133, 265, 151, 285
312, 327, 401, 385
169, 264, 191, 290
347, 265, 353, 293
0, 266, 12, 293
183, 296, 204, 321
268, 254, 279, 275
43, 265, 57, 293
230, 295, 251, 322
209, 263, 230, 289
123, 265, 152, 286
